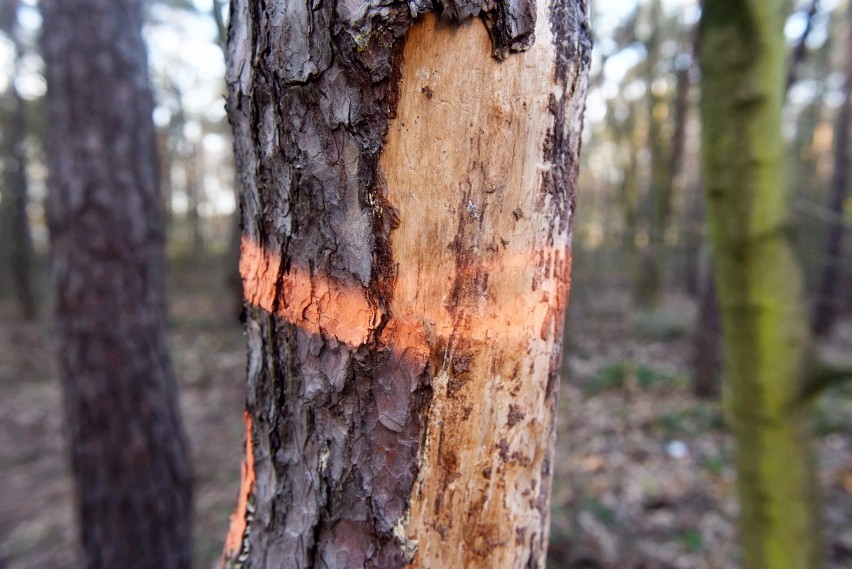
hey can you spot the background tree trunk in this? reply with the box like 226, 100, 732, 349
692, 274, 721, 398
811, 0, 851, 337
636, 0, 666, 310
41, 1, 192, 566
223, 0, 591, 567
699, 1, 821, 568
0, 0, 36, 319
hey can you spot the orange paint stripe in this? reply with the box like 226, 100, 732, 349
222, 412, 255, 561
239, 235, 571, 350
239, 236, 380, 347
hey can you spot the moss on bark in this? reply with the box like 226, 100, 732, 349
699, 1, 821, 568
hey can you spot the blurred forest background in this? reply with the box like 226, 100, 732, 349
0, 0, 850, 568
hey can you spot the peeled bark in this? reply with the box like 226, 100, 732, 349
223, 0, 591, 567
699, 1, 821, 568
42, 1, 192, 566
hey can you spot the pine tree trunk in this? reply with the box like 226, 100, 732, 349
41, 1, 193, 567
222, 0, 591, 566
699, 1, 821, 567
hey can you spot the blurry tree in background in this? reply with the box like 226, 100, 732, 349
812, 0, 851, 337
41, 0, 192, 566
576, 0, 852, 393
699, 0, 820, 567
0, 0, 35, 318
145, 0, 234, 260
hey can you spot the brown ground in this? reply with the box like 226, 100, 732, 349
0, 256, 849, 568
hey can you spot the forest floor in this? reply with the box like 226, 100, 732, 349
0, 254, 850, 569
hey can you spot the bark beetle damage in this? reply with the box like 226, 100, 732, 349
224, 0, 542, 567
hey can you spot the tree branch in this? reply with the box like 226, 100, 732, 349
800, 352, 852, 401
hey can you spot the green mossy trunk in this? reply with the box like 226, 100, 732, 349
699, 2, 821, 568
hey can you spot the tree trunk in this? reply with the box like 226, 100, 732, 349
682, 180, 703, 298
223, 0, 591, 566
691, 273, 721, 398
0, 0, 36, 319
786, 0, 820, 90
699, 2, 821, 568
41, 1, 192, 567
185, 141, 205, 255
616, 99, 640, 257
812, 0, 851, 337
637, 0, 667, 310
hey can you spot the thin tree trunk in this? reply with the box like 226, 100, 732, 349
786, 0, 820, 90
682, 180, 703, 298
0, 0, 36, 319
223, 0, 591, 566
699, 1, 820, 568
41, 1, 192, 567
668, 66, 689, 210
812, 0, 852, 337
667, 63, 691, 293
186, 141, 205, 255
637, 0, 667, 310
692, 274, 720, 398
617, 100, 640, 257
211, 0, 227, 47
157, 127, 175, 237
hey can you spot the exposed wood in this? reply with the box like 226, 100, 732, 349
382, 13, 587, 567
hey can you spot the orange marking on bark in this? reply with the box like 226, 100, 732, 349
240, 235, 571, 351
240, 236, 380, 347
222, 412, 255, 561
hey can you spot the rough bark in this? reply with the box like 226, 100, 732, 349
223, 0, 591, 567
0, 0, 36, 319
699, 1, 821, 568
41, 1, 192, 567
812, 0, 851, 337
